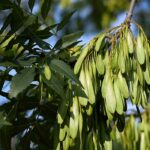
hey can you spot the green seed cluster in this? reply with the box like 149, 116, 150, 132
55, 22, 150, 149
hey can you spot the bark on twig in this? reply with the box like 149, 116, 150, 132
126, 0, 136, 21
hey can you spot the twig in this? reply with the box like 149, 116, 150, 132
109, 0, 137, 41
126, 0, 136, 21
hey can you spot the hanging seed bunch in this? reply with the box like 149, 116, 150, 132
120, 106, 150, 150
54, 21, 150, 149
74, 21, 150, 120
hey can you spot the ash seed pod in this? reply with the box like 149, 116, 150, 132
95, 33, 106, 52
143, 65, 150, 85
127, 30, 134, 54
69, 117, 78, 139
59, 126, 66, 141
113, 79, 124, 115
118, 51, 125, 73
118, 72, 129, 99
136, 34, 145, 65
132, 73, 138, 104
137, 63, 144, 86
111, 50, 118, 69
74, 46, 89, 74
96, 54, 105, 75
105, 74, 116, 114
141, 89, 147, 108
85, 66, 95, 104
86, 103, 93, 116
44, 64, 51, 80
144, 42, 150, 57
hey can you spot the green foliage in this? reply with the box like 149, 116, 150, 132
50, 59, 81, 85
9, 68, 35, 98
41, 0, 52, 19
0, 0, 150, 150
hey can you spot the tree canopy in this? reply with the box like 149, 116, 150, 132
0, 0, 150, 150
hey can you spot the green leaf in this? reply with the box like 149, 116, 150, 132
50, 59, 81, 85
57, 11, 76, 31
17, 56, 37, 66
35, 26, 53, 39
0, 33, 15, 48
28, 0, 35, 12
55, 31, 83, 49
32, 36, 51, 49
61, 31, 83, 49
41, 0, 52, 19
43, 74, 65, 100
11, 6, 26, 32
9, 68, 35, 98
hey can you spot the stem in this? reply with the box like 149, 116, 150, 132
126, 0, 136, 21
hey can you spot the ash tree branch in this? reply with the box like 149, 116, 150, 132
126, 0, 136, 21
